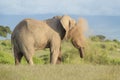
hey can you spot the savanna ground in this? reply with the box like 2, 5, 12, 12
0, 37, 120, 80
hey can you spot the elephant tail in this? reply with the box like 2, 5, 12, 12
11, 34, 15, 53
11, 34, 19, 54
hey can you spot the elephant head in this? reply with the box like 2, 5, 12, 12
60, 16, 88, 58
62, 17, 88, 58
60, 15, 76, 39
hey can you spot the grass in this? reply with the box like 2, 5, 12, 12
0, 39, 120, 80
0, 64, 120, 80
0, 39, 120, 65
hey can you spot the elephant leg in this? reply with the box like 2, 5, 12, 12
50, 37, 61, 64
25, 53, 34, 65
14, 54, 23, 65
50, 49, 60, 64
14, 47, 23, 65
23, 46, 34, 65
14, 53, 23, 65
56, 48, 62, 64
24, 54, 34, 65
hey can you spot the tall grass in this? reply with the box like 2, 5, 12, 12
0, 40, 120, 80
84, 40, 120, 65
0, 64, 120, 80
0, 39, 120, 65
61, 40, 120, 65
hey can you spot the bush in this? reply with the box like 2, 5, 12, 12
0, 51, 14, 64
1, 42, 7, 46
90, 35, 106, 42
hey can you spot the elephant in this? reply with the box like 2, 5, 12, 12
11, 15, 88, 65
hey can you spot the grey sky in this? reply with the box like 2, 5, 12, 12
0, 0, 120, 15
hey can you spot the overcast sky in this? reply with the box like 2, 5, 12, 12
0, 0, 120, 15
0, 0, 120, 40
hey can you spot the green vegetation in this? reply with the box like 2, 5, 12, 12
90, 35, 106, 41
0, 35, 120, 65
0, 25, 11, 37
0, 35, 120, 80
0, 40, 14, 64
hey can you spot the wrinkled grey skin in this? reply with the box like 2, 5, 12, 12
11, 15, 85, 65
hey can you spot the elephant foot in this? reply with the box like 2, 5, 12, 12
56, 57, 62, 64
15, 61, 20, 65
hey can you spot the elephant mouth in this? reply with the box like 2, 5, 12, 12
79, 48, 84, 58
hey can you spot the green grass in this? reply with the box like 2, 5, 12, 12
0, 39, 120, 80
0, 39, 120, 65
0, 64, 120, 80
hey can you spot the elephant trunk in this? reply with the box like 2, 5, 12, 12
71, 40, 84, 58
79, 48, 84, 58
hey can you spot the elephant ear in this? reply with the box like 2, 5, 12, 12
60, 15, 74, 39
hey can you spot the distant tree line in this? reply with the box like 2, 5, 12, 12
90, 35, 106, 41
0, 25, 11, 37
90, 35, 120, 43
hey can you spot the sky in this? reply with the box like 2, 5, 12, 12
0, 0, 120, 40
0, 0, 120, 15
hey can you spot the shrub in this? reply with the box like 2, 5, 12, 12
1, 42, 7, 46
90, 35, 106, 42
0, 51, 14, 64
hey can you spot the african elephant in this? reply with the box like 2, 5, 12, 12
11, 15, 87, 65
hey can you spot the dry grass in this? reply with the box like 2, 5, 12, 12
0, 64, 120, 80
